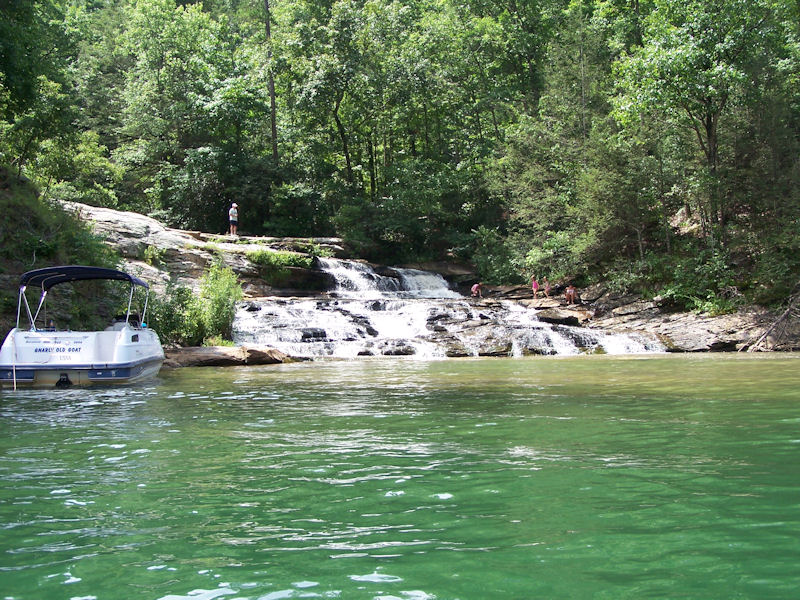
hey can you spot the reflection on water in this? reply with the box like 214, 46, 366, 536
1, 354, 800, 599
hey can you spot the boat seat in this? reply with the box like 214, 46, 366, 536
112, 313, 141, 328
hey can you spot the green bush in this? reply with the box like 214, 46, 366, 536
524, 230, 579, 284
143, 244, 165, 266
0, 166, 121, 334
0, 166, 117, 268
198, 261, 243, 341
599, 244, 744, 315
747, 225, 800, 306
654, 248, 742, 315
148, 262, 242, 346
247, 249, 312, 284
147, 283, 202, 346
302, 242, 334, 258
203, 335, 236, 347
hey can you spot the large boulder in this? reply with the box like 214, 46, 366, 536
590, 304, 774, 352
163, 345, 293, 368
164, 346, 248, 367
61, 200, 344, 297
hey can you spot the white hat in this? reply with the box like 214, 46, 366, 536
232, 203, 238, 207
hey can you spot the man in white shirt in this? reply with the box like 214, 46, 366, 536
228, 202, 239, 235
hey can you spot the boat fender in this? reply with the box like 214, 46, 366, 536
56, 373, 73, 388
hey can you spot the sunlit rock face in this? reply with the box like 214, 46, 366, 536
61, 201, 347, 296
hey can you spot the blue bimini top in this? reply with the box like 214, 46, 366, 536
20, 266, 149, 291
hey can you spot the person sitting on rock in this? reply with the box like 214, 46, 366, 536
471, 282, 483, 298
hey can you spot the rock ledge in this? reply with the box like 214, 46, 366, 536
163, 345, 298, 368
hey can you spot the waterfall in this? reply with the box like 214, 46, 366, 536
316, 258, 461, 299
233, 258, 664, 359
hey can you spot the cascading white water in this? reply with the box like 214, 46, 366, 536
232, 258, 664, 359
316, 258, 461, 299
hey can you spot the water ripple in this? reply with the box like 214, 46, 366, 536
1, 356, 799, 599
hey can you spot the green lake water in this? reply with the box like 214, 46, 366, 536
1, 354, 799, 599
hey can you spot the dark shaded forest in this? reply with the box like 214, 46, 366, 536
2, 0, 799, 312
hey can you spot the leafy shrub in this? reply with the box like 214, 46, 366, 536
302, 242, 334, 258
601, 245, 744, 315
198, 261, 243, 341
653, 248, 742, 315
524, 230, 577, 284
747, 225, 800, 306
148, 262, 242, 346
203, 335, 235, 347
143, 244, 165, 266
0, 167, 117, 268
247, 249, 312, 284
0, 166, 121, 334
147, 283, 202, 346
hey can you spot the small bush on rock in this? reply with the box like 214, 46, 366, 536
149, 262, 242, 346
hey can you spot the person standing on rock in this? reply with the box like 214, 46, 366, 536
531, 275, 540, 298
565, 284, 577, 304
228, 202, 239, 236
543, 276, 551, 298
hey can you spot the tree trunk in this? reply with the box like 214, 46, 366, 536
631, 0, 643, 47
264, 0, 279, 163
704, 109, 723, 244
368, 132, 376, 201
333, 93, 353, 184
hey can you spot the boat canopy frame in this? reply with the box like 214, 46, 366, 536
15, 266, 151, 332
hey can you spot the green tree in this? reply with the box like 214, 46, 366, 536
0, 0, 79, 175
0, 0, 74, 120
118, 0, 273, 231
614, 0, 786, 243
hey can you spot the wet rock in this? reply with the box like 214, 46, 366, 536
380, 342, 416, 356
479, 341, 513, 356
535, 308, 584, 327
245, 346, 293, 365
301, 328, 327, 341
352, 315, 379, 337
443, 341, 472, 357
519, 346, 558, 356
372, 266, 404, 281
272, 267, 336, 294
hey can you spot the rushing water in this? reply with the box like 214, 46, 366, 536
1, 354, 799, 599
234, 259, 664, 358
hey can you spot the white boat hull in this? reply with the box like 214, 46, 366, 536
0, 327, 165, 388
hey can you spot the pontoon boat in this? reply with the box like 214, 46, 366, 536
0, 266, 164, 388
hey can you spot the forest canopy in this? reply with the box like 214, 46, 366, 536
1, 0, 798, 311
